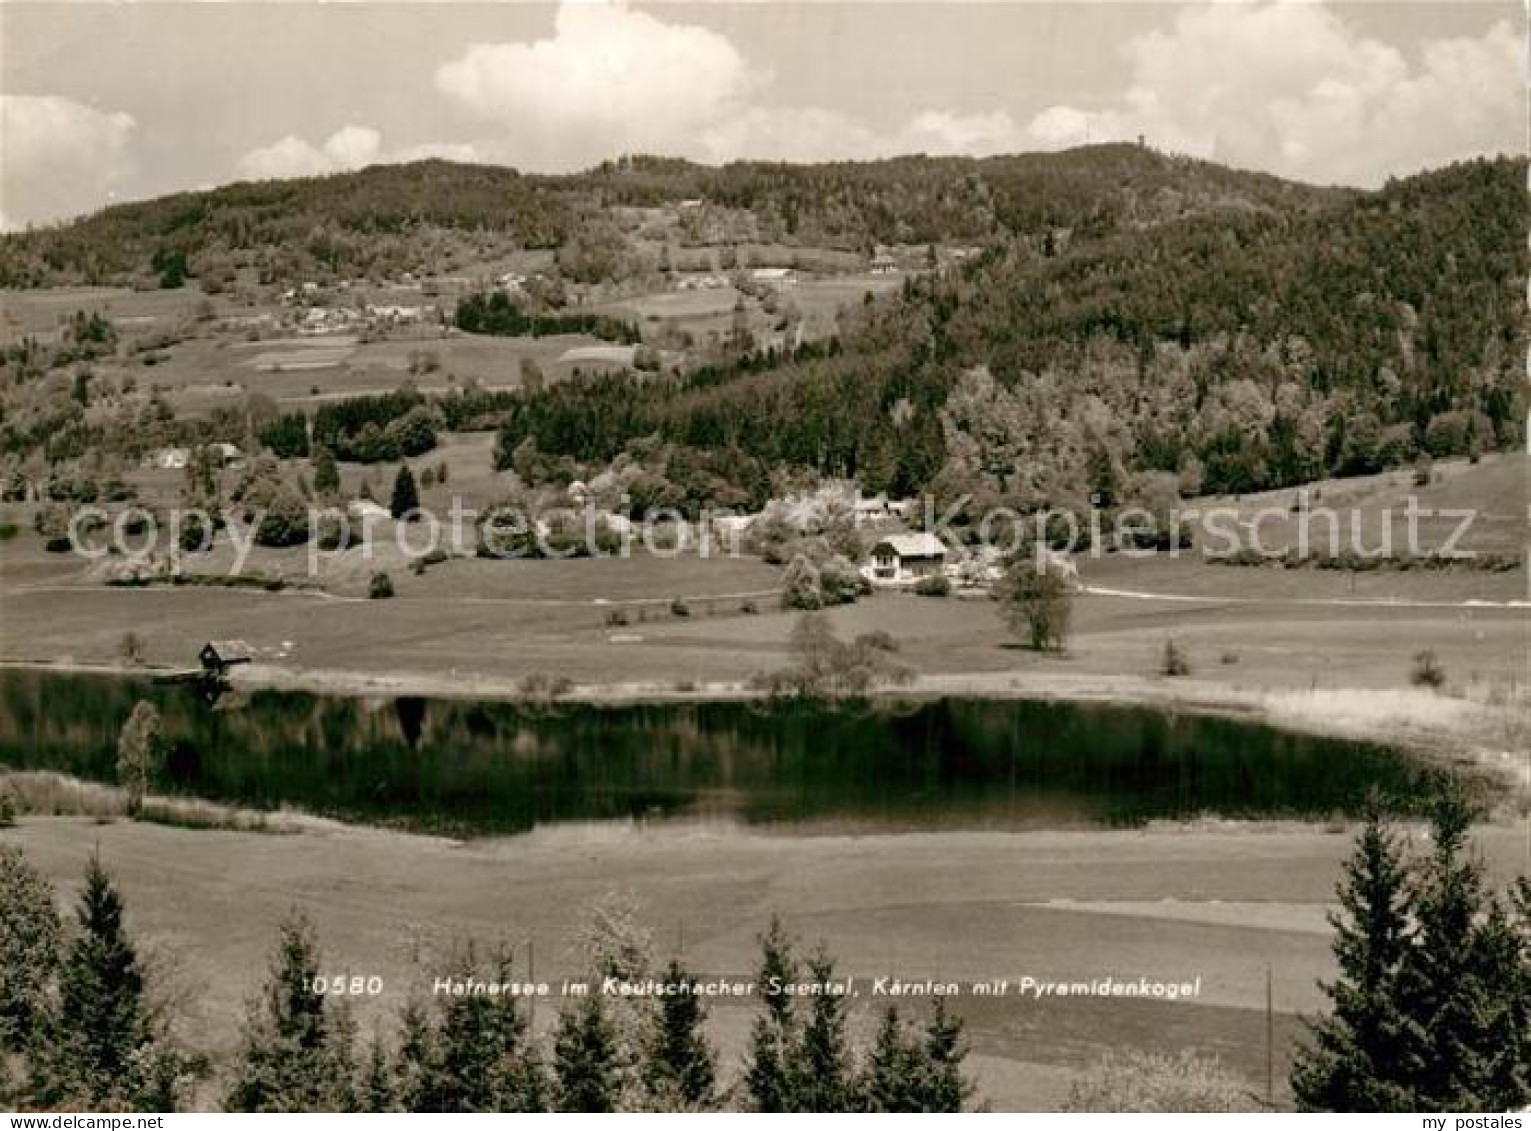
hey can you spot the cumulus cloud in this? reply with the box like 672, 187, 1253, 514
235, 127, 485, 182
436, 0, 760, 169
1, 95, 137, 227
1020, 1, 1521, 185
237, 125, 383, 180
432, 0, 1043, 169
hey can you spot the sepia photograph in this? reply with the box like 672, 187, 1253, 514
0, 0, 1526, 1116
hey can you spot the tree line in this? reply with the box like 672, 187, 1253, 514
454, 291, 639, 344
0, 847, 975, 1112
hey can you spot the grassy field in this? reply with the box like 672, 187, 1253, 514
2, 455, 1525, 768
6, 815, 1524, 1110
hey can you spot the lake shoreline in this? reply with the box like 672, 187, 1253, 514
2, 656, 1523, 804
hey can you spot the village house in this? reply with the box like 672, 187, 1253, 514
866, 532, 948, 586
749, 266, 797, 288
145, 447, 190, 471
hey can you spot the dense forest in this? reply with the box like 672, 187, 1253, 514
0, 145, 1345, 288
489, 156, 1526, 513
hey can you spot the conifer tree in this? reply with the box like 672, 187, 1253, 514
919, 995, 973, 1112
225, 911, 355, 1111
404, 947, 543, 1112
1291, 809, 1418, 1110
1294, 791, 1531, 1112
1471, 888, 1531, 1108
553, 994, 620, 1113
389, 464, 419, 520
0, 845, 61, 1053
643, 959, 716, 1108
33, 856, 182, 1110
1395, 791, 1518, 1111
389, 999, 435, 1111
861, 1007, 922, 1111
790, 950, 853, 1112
744, 917, 798, 1111
359, 1035, 395, 1112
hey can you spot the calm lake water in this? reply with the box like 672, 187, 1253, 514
0, 670, 1445, 837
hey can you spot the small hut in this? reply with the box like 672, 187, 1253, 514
199, 640, 253, 674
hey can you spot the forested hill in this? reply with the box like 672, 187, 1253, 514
493, 156, 1526, 507
0, 145, 1345, 288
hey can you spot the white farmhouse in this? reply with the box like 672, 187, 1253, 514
866, 532, 948, 586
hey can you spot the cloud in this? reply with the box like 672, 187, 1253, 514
237, 125, 383, 180
436, 0, 760, 169
1020, 2, 1521, 185
1, 95, 136, 227
235, 126, 486, 182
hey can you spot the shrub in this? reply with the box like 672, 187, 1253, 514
368, 572, 395, 600
818, 554, 870, 605
753, 613, 913, 701
781, 554, 823, 611
1409, 649, 1445, 689
254, 487, 311, 547
914, 573, 951, 597
517, 671, 574, 703
1065, 1049, 1256, 1112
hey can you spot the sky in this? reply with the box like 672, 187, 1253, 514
0, 0, 1523, 229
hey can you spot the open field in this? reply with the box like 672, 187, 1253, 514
3, 454, 1526, 788
5, 814, 1524, 1110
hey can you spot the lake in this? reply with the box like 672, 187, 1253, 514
0, 670, 1446, 837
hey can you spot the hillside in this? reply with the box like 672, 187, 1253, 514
0, 145, 1345, 289
491, 157, 1526, 511
0, 149, 1520, 526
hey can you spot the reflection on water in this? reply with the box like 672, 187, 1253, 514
0, 670, 1446, 838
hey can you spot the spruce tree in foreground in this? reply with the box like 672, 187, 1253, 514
1394, 791, 1526, 1111
791, 951, 853, 1112
225, 911, 355, 1111
0, 845, 62, 1053
643, 959, 716, 1109
744, 917, 799, 1111
1293, 792, 1530, 1112
1291, 808, 1417, 1111
32, 856, 184, 1110
862, 1008, 923, 1111
359, 1034, 395, 1112
919, 995, 974, 1112
553, 994, 621, 1113
414, 947, 544, 1112
860, 998, 973, 1112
